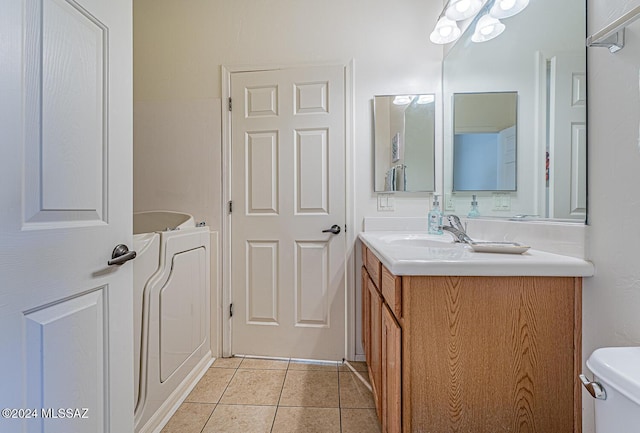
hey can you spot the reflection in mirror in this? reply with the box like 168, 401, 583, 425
442, 0, 586, 221
374, 95, 436, 192
453, 92, 517, 191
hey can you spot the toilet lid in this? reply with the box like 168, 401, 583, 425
587, 347, 640, 406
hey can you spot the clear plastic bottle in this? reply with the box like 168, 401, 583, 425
428, 194, 443, 235
468, 194, 480, 218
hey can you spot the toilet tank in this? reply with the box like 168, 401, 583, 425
586, 347, 640, 432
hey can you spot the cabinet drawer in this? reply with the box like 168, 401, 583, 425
381, 266, 402, 320
365, 246, 382, 290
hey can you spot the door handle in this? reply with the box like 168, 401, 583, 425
322, 225, 341, 235
108, 244, 137, 266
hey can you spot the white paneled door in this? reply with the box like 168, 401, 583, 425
230, 66, 346, 360
549, 52, 587, 220
0, 0, 133, 432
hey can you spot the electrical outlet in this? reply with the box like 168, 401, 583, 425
377, 193, 395, 211
492, 193, 511, 211
444, 194, 455, 211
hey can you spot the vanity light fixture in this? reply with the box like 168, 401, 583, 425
446, 0, 484, 21
471, 14, 505, 42
489, 0, 529, 19
429, 16, 462, 44
416, 94, 435, 104
429, 0, 530, 45
392, 95, 415, 105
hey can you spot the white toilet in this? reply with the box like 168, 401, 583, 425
584, 347, 640, 432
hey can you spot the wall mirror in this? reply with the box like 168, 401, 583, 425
442, 0, 586, 221
453, 92, 517, 192
374, 94, 436, 192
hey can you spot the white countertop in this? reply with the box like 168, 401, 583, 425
359, 231, 594, 277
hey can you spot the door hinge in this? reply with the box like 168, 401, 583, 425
229, 303, 233, 317
228, 97, 232, 111
228, 200, 233, 214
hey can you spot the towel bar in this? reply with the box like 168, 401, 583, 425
587, 5, 640, 53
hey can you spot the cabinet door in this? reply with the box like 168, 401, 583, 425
404, 275, 578, 432
369, 278, 383, 417
382, 304, 402, 433
361, 267, 371, 361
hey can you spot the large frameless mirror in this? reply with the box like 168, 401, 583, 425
442, 0, 586, 221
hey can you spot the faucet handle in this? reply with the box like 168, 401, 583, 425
445, 214, 464, 231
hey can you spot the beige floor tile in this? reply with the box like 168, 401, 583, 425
219, 369, 286, 405
341, 408, 381, 433
185, 368, 235, 403
351, 369, 371, 386
279, 370, 339, 408
211, 357, 243, 369
338, 361, 368, 372
239, 357, 289, 370
202, 404, 276, 433
271, 407, 340, 433
339, 372, 375, 409
160, 402, 215, 433
288, 360, 338, 371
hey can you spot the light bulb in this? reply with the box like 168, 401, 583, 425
393, 95, 414, 105
429, 17, 461, 44
480, 24, 495, 35
416, 95, 435, 104
490, 0, 529, 19
455, 0, 471, 14
499, 0, 516, 11
446, 0, 483, 21
440, 26, 453, 37
471, 14, 505, 43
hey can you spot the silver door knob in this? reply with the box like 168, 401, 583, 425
108, 244, 137, 266
322, 225, 341, 235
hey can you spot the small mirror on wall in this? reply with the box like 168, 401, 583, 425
373, 94, 436, 192
453, 92, 517, 191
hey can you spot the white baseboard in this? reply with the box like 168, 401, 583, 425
138, 353, 213, 433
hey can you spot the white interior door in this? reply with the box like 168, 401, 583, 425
0, 0, 133, 432
549, 52, 587, 220
497, 125, 516, 190
230, 66, 346, 360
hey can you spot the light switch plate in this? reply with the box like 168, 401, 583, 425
377, 193, 395, 211
492, 193, 511, 211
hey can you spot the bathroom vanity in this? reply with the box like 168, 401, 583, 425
360, 232, 593, 433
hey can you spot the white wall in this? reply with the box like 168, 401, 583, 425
582, 1, 640, 432
133, 0, 444, 226
133, 99, 221, 229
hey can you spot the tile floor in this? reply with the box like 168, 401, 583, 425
161, 357, 381, 433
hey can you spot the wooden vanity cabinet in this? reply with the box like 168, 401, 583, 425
361, 244, 582, 433
369, 279, 383, 417
362, 244, 399, 430
361, 266, 370, 363
381, 303, 401, 433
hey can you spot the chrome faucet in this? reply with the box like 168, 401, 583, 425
441, 214, 474, 244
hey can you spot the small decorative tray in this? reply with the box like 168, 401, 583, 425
469, 241, 531, 254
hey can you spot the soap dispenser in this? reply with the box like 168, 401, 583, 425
468, 195, 480, 218
428, 194, 443, 235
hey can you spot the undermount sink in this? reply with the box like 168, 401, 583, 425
376, 233, 460, 249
